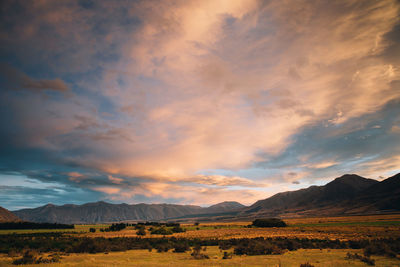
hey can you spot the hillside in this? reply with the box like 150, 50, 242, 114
14, 201, 245, 224
0, 206, 20, 222
13, 173, 400, 223
241, 173, 399, 218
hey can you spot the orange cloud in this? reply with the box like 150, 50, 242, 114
108, 175, 123, 184
85, 0, 400, 183
92, 187, 120, 195
109, 182, 267, 206
4, 0, 399, 196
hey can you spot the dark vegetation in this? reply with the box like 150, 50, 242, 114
132, 222, 186, 235
191, 244, 209, 259
100, 223, 126, 232
0, 222, 74, 230
150, 226, 173, 235
134, 222, 180, 227
12, 250, 61, 265
251, 218, 287, 228
136, 225, 146, 236
222, 251, 232, 259
171, 225, 186, 233
346, 252, 375, 266
1, 233, 399, 259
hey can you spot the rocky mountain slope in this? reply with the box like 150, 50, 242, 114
240, 173, 399, 218
14, 201, 245, 224
0, 206, 20, 222
13, 173, 400, 223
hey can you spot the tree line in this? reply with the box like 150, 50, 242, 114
1, 233, 399, 259
0, 222, 74, 230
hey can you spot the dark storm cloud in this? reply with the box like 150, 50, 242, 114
0, 0, 140, 75
0, 64, 69, 92
0, 185, 102, 210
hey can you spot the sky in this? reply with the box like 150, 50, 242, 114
0, 0, 399, 210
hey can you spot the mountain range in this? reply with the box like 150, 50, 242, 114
240, 173, 400, 218
14, 201, 245, 224
8, 173, 400, 223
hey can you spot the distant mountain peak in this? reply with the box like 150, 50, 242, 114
14, 201, 241, 224
242, 173, 399, 217
327, 174, 378, 190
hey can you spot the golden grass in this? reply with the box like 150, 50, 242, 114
1, 214, 399, 241
77, 214, 400, 240
1, 247, 400, 266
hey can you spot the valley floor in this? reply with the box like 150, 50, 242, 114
1, 247, 400, 267
1, 215, 400, 266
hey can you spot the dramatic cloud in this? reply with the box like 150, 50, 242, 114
0, 65, 69, 92
0, 0, 399, 209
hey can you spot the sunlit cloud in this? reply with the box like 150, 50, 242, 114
0, 0, 399, 208
92, 187, 121, 195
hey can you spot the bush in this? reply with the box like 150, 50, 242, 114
346, 252, 375, 266
171, 226, 185, 233
136, 227, 146, 236
222, 251, 232, 259
191, 245, 209, 259
12, 250, 37, 265
12, 250, 61, 265
155, 243, 171, 253
252, 218, 287, 228
150, 227, 173, 235
89, 228, 96, 233
299, 263, 314, 267
107, 223, 126, 232
173, 241, 190, 253
234, 239, 283, 255
219, 241, 232, 250
364, 242, 397, 258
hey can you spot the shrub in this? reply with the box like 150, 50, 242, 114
299, 263, 314, 267
89, 228, 96, 233
107, 223, 126, 232
12, 250, 37, 265
166, 223, 180, 227
171, 226, 185, 233
150, 227, 173, 235
234, 239, 283, 255
191, 245, 209, 259
12, 250, 61, 265
346, 252, 375, 266
173, 242, 190, 253
364, 242, 397, 258
155, 243, 171, 253
219, 241, 232, 250
252, 218, 287, 228
136, 227, 146, 236
222, 251, 232, 259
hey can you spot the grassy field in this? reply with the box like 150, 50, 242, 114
0, 224, 109, 235
2, 214, 399, 238
77, 215, 400, 240
1, 247, 400, 266
1, 215, 400, 266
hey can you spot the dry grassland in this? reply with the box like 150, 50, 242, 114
1, 247, 400, 266
81, 214, 400, 240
